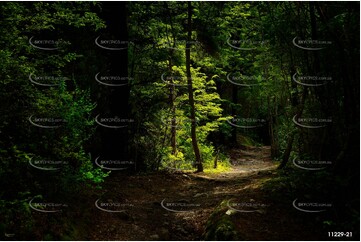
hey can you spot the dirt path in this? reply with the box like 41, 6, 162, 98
82, 146, 325, 240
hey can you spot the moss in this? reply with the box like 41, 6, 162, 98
203, 162, 232, 174
203, 200, 240, 241
237, 134, 260, 147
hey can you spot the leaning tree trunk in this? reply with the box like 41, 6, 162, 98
278, 131, 295, 169
186, 2, 203, 172
278, 85, 308, 169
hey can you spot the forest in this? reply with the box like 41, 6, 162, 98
0, 1, 359, 241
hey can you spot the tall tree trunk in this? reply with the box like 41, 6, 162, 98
231, 85, 238, 146
268, 96, 279, 158
186, 2, 203, 172
168, 57, 177, 155
95, 2, 130, 169
165, 2, 177, 156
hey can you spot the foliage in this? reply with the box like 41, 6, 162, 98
0, 1, 359, 240
0, 2, 107, 239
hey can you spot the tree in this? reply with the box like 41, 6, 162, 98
0, 2, 108, 238
186, 2, 203, 172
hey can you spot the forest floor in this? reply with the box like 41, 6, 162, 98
79, 146, 326, 241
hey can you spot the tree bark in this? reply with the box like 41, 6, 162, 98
94, 2, 130, 169
268, 96, 280, 158
165, 2, 177, 155
231, 84, 238, 146
169, 58, 177, 155
186, 2, 203, 172
278, 130, 295, 169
